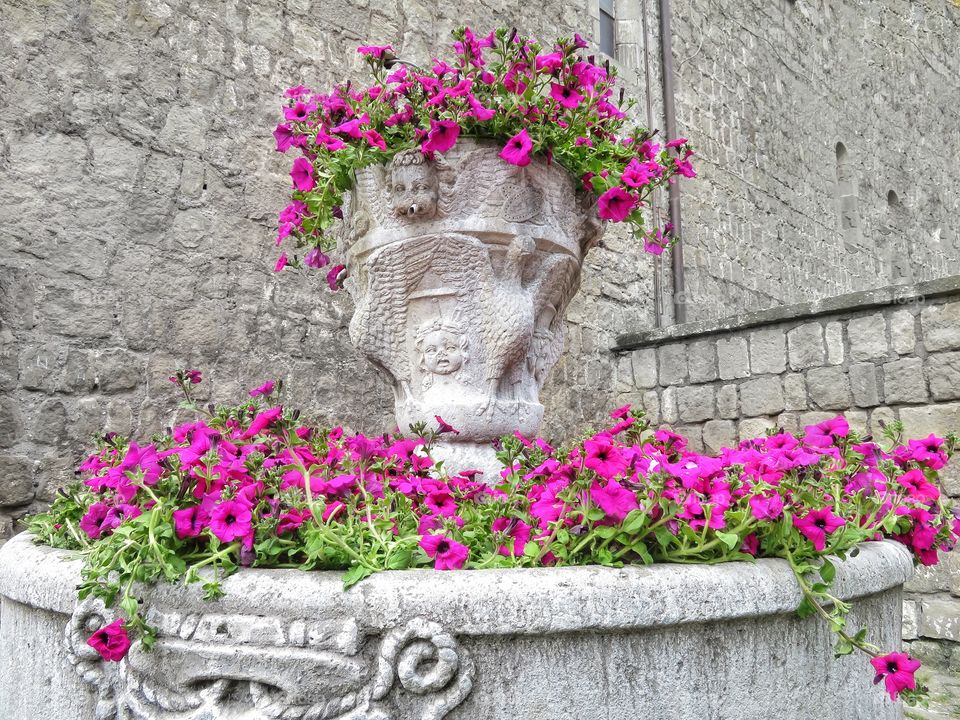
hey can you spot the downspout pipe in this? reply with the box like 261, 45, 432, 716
659, 0, 687, 324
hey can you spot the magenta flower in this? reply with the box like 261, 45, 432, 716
666, 136, 688, 149
749, 492, 784, 521
550, 82, 582, 109
273, 123, 295, 152
172, 505, 209, 539
435, 416, 459, 435
80, 503, 141, 540
87, 619, 131, 662
870, 652, 922, 700
330, 117, 367, 139
277, 508, 311, 536
249, 381, 275, 398
675, 158, 696, 178
364, 129, 387, 151
500, 129, 533, 166
795, 508, 845, 551
326, 264, 346, 290
596, 186, 638, 221
210, 500, 253, 543
492, 517, 532, 557
239, 405, 284, 440
420, 533, 469, 570
590, 479, 640, 523
290, 157, 315, 192
534, 51, 564, 72
425, 489, 458, 517
620, 158, 654, 188
421, 119, 461, 153
304, 247, 330, 269
466, 94, 495, 121
274, 252, 288, 272
583, 436, 628, 480
357, 44, 393, 59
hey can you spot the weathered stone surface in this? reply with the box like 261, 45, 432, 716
0, 534, 915, 720
787, 323, 825, 370
702, 419, 736, 454
0, 456, 34, 507
657, 343, 687, 386
882, 357, 927, 405
717, 336, 750, 380
848, 363, 881, 407
825, 322, 844, 365
889, 310, 916, 355
749, 328, 786, 375
677, 385, 715, 423
806, 367, 852, 410
898, 403, 960, 439
675, 424, 704, 452
782, 373, 808, 411
905, 551, 960, 594
921, 301, 960, 352
739, 376, 785, 417
631, 348, 658, 389
777, 412, 801, 434
739, 416, 776, 441
686, 340, 718, 383
661, 387, 679, 424
919, 598, 960, 642
717, 384, 738, 419
0, 399, 18, 448
868, 406, 897, 437
845, 409, 868, 436
927, 351, 960, 401
799, 411, 841, 428
902, 599, 919, 640
847, 314, 889, 362
641, 390, 661, 425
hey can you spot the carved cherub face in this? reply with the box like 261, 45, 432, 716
390, 161, 438, 219
421, 329, 463, 375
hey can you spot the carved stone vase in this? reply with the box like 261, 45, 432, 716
339, 139, 603, 476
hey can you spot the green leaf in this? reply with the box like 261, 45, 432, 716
342, 565, 374, 590
797, 597, 817, 619
715, 531, 739, 551
833, 636, 854, 657
819, 558, 836, 583
622, 510, 646, 534
386, 548, 412, 570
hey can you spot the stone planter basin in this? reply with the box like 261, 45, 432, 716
0, 533, 911, 720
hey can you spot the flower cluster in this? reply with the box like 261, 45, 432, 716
30, 375, 957, 704
272, 27, 695, 280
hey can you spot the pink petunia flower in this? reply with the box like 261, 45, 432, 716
249, 381, 275, 398
421, 119, 460, 153
435, 416, 459, 435
87, 619, 131, 662
596, 186, 638, 221
424, 489, 458, 518
277, 508, 311, 536
795, 508, 845, 551
327, 264, 346, 291
274, 252, 288, 272
420, 533, 469, 570
172, 505, 209, 539
273, 123, 295, 152
290, 157, 315, 192
492, 517, 532, 557
209, 499, 253, 543
499, 129, 533, 166
590, 479, 640, 523
550, 82, 582, 109
584, 435, 629, 480
304, 247, 330, 269
870, 652, 922, 700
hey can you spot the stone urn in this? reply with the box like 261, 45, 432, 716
338, 139, 602, 475
0, 533, 911, 719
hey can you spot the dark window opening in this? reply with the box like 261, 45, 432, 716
599, 0, 615, 57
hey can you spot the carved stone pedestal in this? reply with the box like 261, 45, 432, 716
0, 533, 911, 720
340, 139, 602, 478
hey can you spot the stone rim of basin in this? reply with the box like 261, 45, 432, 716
0, 532, 912, 634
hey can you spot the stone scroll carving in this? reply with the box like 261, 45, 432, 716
65, 599, 474, 720
339, 140, 602, 476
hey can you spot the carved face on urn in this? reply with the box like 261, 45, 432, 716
416, 319, 468, 377
390, 152, 438, 220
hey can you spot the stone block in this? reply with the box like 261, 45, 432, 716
93, 349, 145, 393
0, 455, 34, 507
848, 363, 880, 407
927, 351, 960, 401
687, 341, 717, 383
868, 406, 897, 437
0, 400, 18, 448
806, 367, 852, 410
799, 411, 841, 429
616, 354, 633, 393
716, 336, 749, 380
904, 551, 960, 594
677, 385, 716, 423
847, 314, 889, 362
787, 323, 825, 370
631, 348, 657, 389
777, 412, 800, 434
675, 424, 703, 453
898, 403, 960, 440
918, 597, 960, 641
661, 387, 679, 423
739, 376, 785, 417
882, 357, 927, 405
888, 310, 916, 355
702, 419, 736, 454
28, 399, 67, 444
748, 328, 786, 375
739, 416, 775, 442
825, 322, 844, 365
845, 410, 868, 436
782, 373, 808, 411
642, 390, 661, 425
921, 301, 960, 352
902, 599, 919, 641
717, 384, 738, 419
657, 343, 687, 386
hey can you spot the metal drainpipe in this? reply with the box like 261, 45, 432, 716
659, 0, 687, 324
641, 0, 663, 328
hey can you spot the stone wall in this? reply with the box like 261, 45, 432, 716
614, 275, 960, 672
0, 0, 655, 539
